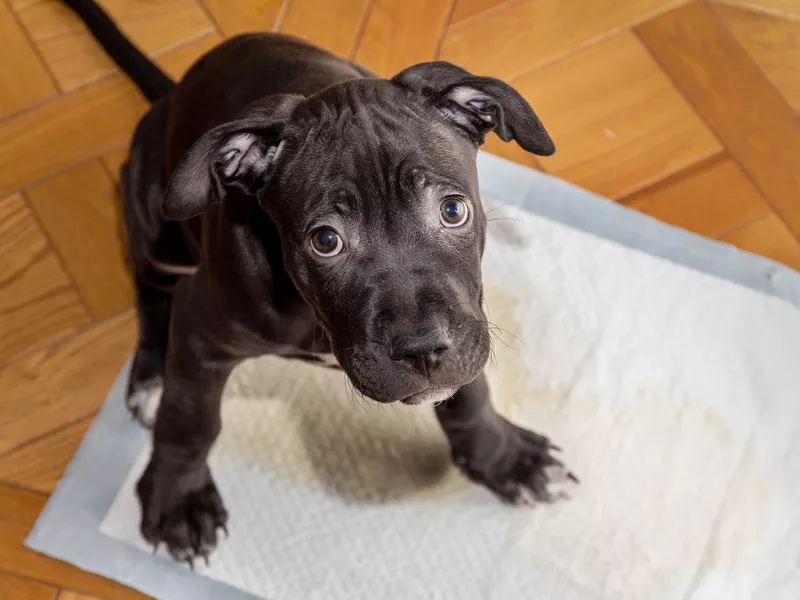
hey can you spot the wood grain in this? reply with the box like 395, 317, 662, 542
636, 1, 800, 241
0, 195, 89, 362
513, 32, 721, 198
0, 483, 45, 525
281, 0, 370, 57
0, 418, 92, 493
26, 161, 134, 318
0, 30, 218, 196
441, 0, 687, 80
0, 76, 146, 195
451, 0, 510, 25
721, 212, 800, 271
11, 0, 213, 91
623, 155, 769, 238
201, 0, 283, 37
354, 0, 452, 76
0, 571, 57, 600
713, 3, 800, 112
0, 311, 135, 456
0, 486, 150, 600
0, 0, 56, 117
713, 0, 800, 19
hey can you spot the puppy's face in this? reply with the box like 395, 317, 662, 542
164, 63, 554, 404
268, 84, 489, 403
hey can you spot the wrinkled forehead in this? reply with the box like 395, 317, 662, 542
285, 82, 480, 208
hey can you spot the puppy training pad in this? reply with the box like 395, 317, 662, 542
27, 153, 800, 600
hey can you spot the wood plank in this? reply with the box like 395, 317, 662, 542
0, 31, 216, 196
0, 75, 146, 195
440, 0, 687, 80
280, 0, 370, 57
636, 1, 800, 242
26, 161, 134, 319
623, 155, 769, 238
720, 212, 800, 271
0, 194, 89, 362
451, 0, 510, 25
713, 3, 800, 112
0, 485, 46, 527
713, 0, 800, 19
511, 32, 721, 199
201, 0, 283, 37
354, 0, 452, 77
0, 571, 57, 600
0, 312, 135, 456
0, 486, 150, 600
11, 0, 213, 92
0, 417, 93, 493
0, 0, 56, 117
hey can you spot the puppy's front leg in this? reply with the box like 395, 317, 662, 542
136, 335, 236, 567
436, 373, 577, 505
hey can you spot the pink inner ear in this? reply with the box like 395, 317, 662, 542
448, 87, 493, 122
218, 135, 285, 182
220, 133, 260, 177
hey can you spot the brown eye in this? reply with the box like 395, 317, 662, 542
310, 228, 344, 257
439, 197, 469, 228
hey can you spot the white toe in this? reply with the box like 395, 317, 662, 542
544, 465, 577, 500
514, 486, 538, 506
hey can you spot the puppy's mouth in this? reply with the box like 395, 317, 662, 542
399, 386, 459, 406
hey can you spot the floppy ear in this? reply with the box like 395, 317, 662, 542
392, 61, 555, 156
163, 95, 302, 220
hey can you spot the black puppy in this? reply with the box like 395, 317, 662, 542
64, 0, 575, 566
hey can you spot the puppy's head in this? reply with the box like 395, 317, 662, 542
164, 62, 554, 404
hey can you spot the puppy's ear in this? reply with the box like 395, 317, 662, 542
392, 61, 555, 156
163, 95, 302, 220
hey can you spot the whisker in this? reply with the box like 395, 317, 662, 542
488, 329, 521, 351
474, 317, 525, 346
486, 217, 523, 224
484, 203, 517, 216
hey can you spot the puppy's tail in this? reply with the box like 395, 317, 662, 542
61, 0, 174, 103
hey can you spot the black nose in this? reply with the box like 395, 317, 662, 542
390, 329, 451, 375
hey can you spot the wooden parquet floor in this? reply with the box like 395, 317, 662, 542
0, 1, 799, 597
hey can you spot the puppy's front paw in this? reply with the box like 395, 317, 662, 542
452, 421, 578, 505
137, 464, 228, 567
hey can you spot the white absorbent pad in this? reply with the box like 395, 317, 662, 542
99, 210, 800, 599
27, 155, 800, 600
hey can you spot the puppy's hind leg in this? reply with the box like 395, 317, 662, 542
127, 276, 171, 428
119, 99, 195, 428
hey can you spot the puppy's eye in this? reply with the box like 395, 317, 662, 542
439, 197, 469, 228
310, 228, 344, 257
